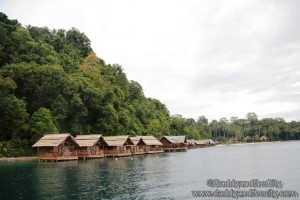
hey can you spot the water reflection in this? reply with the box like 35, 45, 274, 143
0, 141, 299, 199
0, 162, 38, 199
33, 161, 79, 199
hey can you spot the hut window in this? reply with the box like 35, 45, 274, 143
47, 147, 53, 153
58, 146, 64, 154
69, 146, 74, 152
90, 146, 96, 151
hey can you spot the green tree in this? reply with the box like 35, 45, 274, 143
30, 107, 58, 142
246, 112, 258, 126
147, 119, 163, 139
66, 27, 92, 58
186, 126, 200, 140
0, 12, 20, 67
1, 63, 65, 115
80, 52, 101, 78
0, 95, 29, 140
170, 115, 187, 136
129, 80, 144, 102
197, 115, 208, 124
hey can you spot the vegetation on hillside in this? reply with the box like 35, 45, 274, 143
0, 13, 299, 156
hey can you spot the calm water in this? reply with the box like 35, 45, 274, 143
0, 141, 299, 200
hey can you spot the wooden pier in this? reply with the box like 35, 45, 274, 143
38, 156, 78, 162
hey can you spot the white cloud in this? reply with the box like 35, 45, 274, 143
1, 0, 300, 121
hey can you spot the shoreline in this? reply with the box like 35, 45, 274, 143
1, 141, 298, 163
215, 140, 299, 147
0, 157, 37, 163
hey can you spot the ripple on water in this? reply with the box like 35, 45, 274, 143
0, 141, 299, 199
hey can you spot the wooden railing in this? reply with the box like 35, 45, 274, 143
40, 151, 77, 157
148, 147, 163, 151
131, 149, 145, 153
78, 150, 104, 156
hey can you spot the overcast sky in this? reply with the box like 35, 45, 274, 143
1, 0, 300, 121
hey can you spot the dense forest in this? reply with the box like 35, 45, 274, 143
0, 13, 300, 157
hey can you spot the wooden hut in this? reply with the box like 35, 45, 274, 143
187, 139, 196, 149
125, 136, 163, 155
130, 137, 146, 155
195, 139, 217, 148
259, 135, 269, 142
229, 137, 239, 143
99, 136, 134, 157
160, 135, 188, 152
32, 134, 79, 162
205, 139, 217, 146
75, 135, 104, 159
140, 136, 163, 154
194, 140, 206, 148
244, 136, 254, 143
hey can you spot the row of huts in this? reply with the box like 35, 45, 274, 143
229, 135, 270, 143
186, 139, 218, 149
33, 134, 205, 162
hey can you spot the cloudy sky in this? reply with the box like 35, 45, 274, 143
1, 0, 300, 121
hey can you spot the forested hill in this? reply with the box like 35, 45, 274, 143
1, 13, 300, 157
0, 12, 174, 156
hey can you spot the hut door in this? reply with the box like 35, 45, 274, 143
90, 146, 96, 155
58, 146, 64, 156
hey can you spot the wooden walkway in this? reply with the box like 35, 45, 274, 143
78, 154, 105, 159
104, 152, 132, 158
147, 150, 164, 154
163, 147, 188, 152
37, 156, 78, 162
131, 151, 145, 155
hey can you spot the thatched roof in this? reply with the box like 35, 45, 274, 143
161, 136, 187, 144
187, 139, 195, 145
75, 134, 102, 147
229, 137, 238, 141
244, 136, 254, 141
141, 136, 162, 146
130, 137, 141, 145
195, 140, 206, 145
259, 135, 269, 140
32, 133, 79, 147
102, 136, 134, 146
130, 136, 162, 146
195, 139, 216, 145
